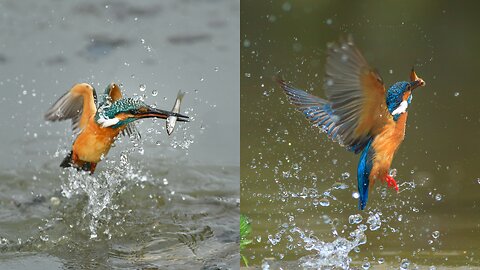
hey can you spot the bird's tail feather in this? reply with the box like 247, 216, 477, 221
357, 139, 374, 210
60, 151, 97, 174
60, 151, 73, 168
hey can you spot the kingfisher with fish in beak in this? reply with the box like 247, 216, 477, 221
45, 83, 189, 174
279, 37, 426, 210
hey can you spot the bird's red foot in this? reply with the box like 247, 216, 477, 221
385, 175, 399, 192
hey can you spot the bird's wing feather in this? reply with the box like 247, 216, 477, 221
280, 79, 371, 153
324, 38, 389, 143
44, 83, 97, 133
104, 83, 141, 140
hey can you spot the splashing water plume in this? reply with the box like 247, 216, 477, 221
61, 151, 148, 239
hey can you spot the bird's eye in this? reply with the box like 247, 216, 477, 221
406, 85, 411, 91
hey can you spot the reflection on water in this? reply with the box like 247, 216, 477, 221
241, 0, 480, 269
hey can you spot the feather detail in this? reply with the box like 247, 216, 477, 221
44, 83, 97, 134
279, 79, 371, 154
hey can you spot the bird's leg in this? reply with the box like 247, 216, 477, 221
385, 175, 399, 192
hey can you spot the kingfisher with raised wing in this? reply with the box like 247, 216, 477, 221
279, 37, 426, 210
45, 83, 189, 174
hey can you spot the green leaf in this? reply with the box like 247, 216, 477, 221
240, 214, 252, 266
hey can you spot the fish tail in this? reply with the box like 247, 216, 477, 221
177, 90, 186, 101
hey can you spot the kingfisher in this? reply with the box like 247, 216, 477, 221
45, 83, 189, 174
279, 37, 426, 210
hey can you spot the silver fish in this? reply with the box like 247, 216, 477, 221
166, 90, 185, 135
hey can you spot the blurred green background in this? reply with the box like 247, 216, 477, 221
241, 0, 480, 268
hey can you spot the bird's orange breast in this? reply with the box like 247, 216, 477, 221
72, 116, 124, 163
369, 113, 408, 184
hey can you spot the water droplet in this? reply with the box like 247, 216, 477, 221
362, 261, 370, 269
400, 259, 410, 270
454, 92, 460, 97
378, 258, 385, 264
319, 198, 330, 207
163, 178, 168, 185
434, 193, 442, 201
389, 69, 394, 74
367, 213, 381, 231
326, 18, 333, 25
140, 38, 145, 44
432, 231, 440, 239
138, 147, 144, 155
244, 73, 251, 78
332, 182, 348, 190
389, 168, 397, 177
40, 235, 49, 242
214, 67, 219, 72
352, 192, 359, 199
243, 39, 251, 48
476, 178, 480, 184
139, 84, 146, 92
22, 90, 27, 95
349, 214, 363, 224
282, 2, 292, 12
326, 78, 334, 86
152, 89, 158, 96
200, 77, 205, 82
341, 172, 350, 180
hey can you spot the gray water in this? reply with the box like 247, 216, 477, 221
0, 0, 239, 269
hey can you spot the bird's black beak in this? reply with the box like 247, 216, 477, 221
134, 106, 189, 122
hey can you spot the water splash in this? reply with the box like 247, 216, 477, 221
296, 226, 367, 269
61, 151, 148, 239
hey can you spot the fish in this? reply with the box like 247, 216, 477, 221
166, 90, 186, 135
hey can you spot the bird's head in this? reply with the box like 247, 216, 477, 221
386, 68, 426, 120
95, 98, 189, 128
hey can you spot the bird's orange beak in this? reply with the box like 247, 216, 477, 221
410, 68, 426, 90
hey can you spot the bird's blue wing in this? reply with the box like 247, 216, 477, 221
280, 79, 370, 154
357, 138, 374, 210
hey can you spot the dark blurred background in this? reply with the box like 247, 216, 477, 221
241, 0, 479, 268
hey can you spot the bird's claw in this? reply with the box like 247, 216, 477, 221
385, 175, 399, 192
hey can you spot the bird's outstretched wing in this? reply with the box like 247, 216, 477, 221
44, 83, 97, 134
102, 83, 141, 139
280, 37, 389, 153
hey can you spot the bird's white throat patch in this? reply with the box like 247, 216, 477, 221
97, 116, 120, 127
392, 100, 409, 116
